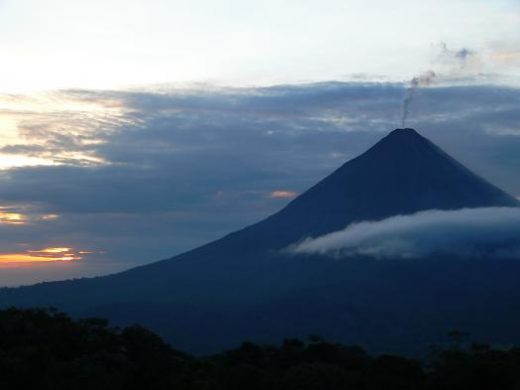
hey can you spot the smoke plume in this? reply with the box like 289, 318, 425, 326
401, 70, 436, 127
438, 42, 475, 69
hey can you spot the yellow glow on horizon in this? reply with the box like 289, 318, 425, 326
0, 254, 73, 263
0, 153, 57, 170
0, 247, 90, 265
29, 247, 71, 254
0, 212, 26, 225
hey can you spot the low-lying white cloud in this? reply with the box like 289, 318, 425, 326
289, 207, 520, 259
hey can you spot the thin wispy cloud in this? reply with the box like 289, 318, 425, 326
269, 190, 298, 199
0, 90, 137, 167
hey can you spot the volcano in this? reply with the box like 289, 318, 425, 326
228, 127, 518, 248
1, 128, 519, 354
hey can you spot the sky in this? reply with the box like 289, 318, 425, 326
0, 0, 519, 286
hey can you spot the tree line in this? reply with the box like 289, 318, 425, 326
0, 307, 518, 389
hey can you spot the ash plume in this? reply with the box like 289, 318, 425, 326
401, 70, 436, 127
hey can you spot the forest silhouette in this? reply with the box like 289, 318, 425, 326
0, 307, 519, 389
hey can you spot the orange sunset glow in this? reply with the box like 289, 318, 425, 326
270, 190, 297, 199
0, 212, 26, 225
0, 247, 87, 265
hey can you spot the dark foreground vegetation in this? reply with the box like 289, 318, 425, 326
1, 308, 520, 389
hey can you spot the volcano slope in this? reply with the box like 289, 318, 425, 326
1, 128, 519, 355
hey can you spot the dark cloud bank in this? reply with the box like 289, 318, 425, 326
1, 81, 520, 284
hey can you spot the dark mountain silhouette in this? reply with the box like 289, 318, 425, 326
1, 128, 519, 355
234, 127, 517, 248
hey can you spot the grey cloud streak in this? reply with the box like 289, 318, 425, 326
289, 208, 520, 259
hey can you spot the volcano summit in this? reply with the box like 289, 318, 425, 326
1, 128, 519, 354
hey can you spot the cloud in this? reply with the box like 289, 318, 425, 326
269, 190, 297, 199
0, 90, 134, 167
0, 82, 520, 284
0, 203, 59, 226
0, 247, 84, 265
289, 207, 520, 259
491, 50, 520, 65
437, 42, 477, 71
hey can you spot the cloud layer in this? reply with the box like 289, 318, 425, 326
290, 207, 520, 259
1, 82, 520, 284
